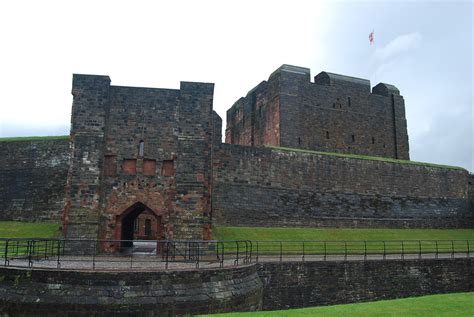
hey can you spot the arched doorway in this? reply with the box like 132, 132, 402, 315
117, 202, 162, 250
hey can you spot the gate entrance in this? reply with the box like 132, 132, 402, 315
118, 202, 162, 249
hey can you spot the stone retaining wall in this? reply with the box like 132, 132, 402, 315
257, 258, 473, 310
213, 144, 473, 228
0, 139, 69, 222
0, 264, 262, 316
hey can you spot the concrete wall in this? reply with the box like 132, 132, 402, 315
212, 144, 473, 228
0, 264, 262, 317
258, 258, 474, 310
0, 139, 69, 222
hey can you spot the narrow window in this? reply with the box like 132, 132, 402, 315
134, 218, 139, 233
298, 137, 301, 145
145, 219, 152, 236
138, 140, 145, 157
351, 135, 355, 142
332, 103, 336, 108
326, 131, 330, 139
348, 97, 351, 106
372, 137, 375, 144
383, 143, 386, 148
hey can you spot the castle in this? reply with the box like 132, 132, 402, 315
0, 65, 472, 242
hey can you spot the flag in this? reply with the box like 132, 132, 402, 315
369, 31, 374, 45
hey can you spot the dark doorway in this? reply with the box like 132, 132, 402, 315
119, 202, 161, 248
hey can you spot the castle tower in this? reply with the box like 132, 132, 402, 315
63, 75, 218, 250
225, 65, 410, 160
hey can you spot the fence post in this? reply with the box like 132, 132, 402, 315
220, 242, 225, 268
467, 240, 470, 258
419, 240, 422, 260
451, 241, 454, 259
234, 241, 239, 266
302, 242, 305, 262
248, 240, 253, 264
28, 240, 33, 268
92, 240, 97, 270
56, 240, 61, 269
279, 241, 282, 263
401, 241, 404, 260
364, 241, 367, 260
165, 241, 169, 269
344, 241, 347, 261
244, 241, 249, 264
435, 241, 438, 259
256, 241, 259, 263
324, 242, 327, 261
196, 242, 200, 269
4, 240, 9, 266
383, 241, 386, 260
130, 240, 134, 269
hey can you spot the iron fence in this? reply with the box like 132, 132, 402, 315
0, 238, 472, 271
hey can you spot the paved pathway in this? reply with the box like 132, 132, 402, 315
3, 252, 472, 271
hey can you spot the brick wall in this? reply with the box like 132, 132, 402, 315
212, 144, 473, 228
0, 139, 69, 222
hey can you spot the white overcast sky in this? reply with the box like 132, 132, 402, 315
0, 0, 472, 171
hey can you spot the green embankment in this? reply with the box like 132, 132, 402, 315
214, 227, 474, 254
201, 292, 474, 317
214, 226, 474, 241
0, 221, 61, 238
0, 135, 69, 142
269, 146, 465, 170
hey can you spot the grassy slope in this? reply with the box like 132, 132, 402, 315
214, 226, 474, 241
0, 135, 69, 142
202, 292, 474, 317
269, 146, 465, 170
0, 221, 61, 238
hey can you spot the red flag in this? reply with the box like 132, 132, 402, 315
369, 31, 374, 45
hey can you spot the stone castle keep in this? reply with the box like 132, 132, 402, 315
0, 65, 473, 241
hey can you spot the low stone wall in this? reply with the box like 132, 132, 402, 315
213, 144, 473, 228
0, 258, 472, 315
0, 264, 262, 317
258, 258, 474, 310
0, 139, 70, 222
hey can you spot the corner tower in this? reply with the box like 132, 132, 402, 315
63, 75, 218, 247
225, 64, 409, 159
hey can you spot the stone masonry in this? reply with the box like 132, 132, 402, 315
62, 75, 219, 244
226, 65, 409, 159
0, 65, 472, 238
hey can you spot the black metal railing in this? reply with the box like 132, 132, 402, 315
0, 238, 472, 271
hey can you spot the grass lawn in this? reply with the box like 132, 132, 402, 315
214, 227, 474, 255
214, 226, 474, 241
0, 221, 61, 238
201, 292, 474, 317
0, 135, 69, 142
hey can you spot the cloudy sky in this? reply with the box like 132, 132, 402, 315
0, 0, 472, 171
